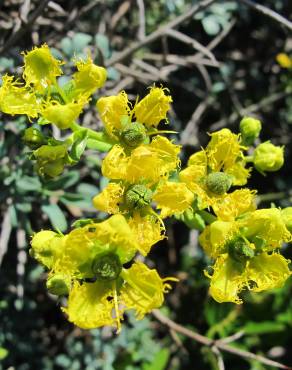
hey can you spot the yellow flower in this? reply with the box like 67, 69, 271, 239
102, 136, 180, 184
208, 252, 291, 304
22, 44, 63, 92
96, 91, 131, 140
93, 182, 125, 214
134, 86, 172, 128
62, 261, 176, 330
0, 75, 39, 118
73, 57, 107, 98
276, 53, 292, 69
153, 182, 194, 218
41, 100, 85, 129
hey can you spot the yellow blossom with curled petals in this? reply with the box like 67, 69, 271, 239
102, 145, 129, 179
120, 262, 177, 319
0, 75, 39, 118
72, 57, 107, 98
276, 53, 292, 69
239, 208, 291, 250
93, 182, 125, 214
41, 99, 85, 130
134, 86, 172, 128
208, 252, 291, 304
153, 182, 194, 218
22, 44, 63, 92
212, 189, 256, 221
97, 91, 130, 140
128, 213, 165, 256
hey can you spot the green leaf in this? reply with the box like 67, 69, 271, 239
143, 349, 170, 370
72, 33, 92, 52
243, 321, 286, 335
77, 183, 99, 196
202, 16, 221, 35
42, 204, 67, 232
45, 171, 80, 191
15, 176, 42, 193
70, 130, 88, 162
87, 138, 113, 152
95, 34, 110, 59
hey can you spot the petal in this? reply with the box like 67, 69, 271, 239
62, 281, 116, 329
248, 253, 291, 292
187, 150, 207, 167
208, 254, 246, 304
148, 135, 180, 174
153, 181, 194, 218
0, 75, 39, 118
128, 213, 165, 256
102, 145, 129, 180
213, 189, 256, 221
93, 182, 125, 214
120, 262, 175, 319
96, 91, 130, 139
22, 44, 63, 91
226, 161, 251, 186
134, 87, 172, 127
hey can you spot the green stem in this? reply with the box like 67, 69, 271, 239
244, 155, 254, 163
257, 191, 288, 204
197, 210, 217, 224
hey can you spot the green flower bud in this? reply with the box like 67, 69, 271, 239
206, 172, 233, 195
46, 274, 70, 296
239, 116, 262, 145
253, 141, 284, 173
228, 237, 255, 263
120, 122, 147, 148
281, 207, 292, 233
91, 252, 122, 281
125, 184, 152, 209
22, 127, 47, 149
34, 144, 68, 178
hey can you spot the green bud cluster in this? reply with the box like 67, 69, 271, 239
206, 172, 233, 195
125, 184, 152, 209
91, 252, 122, 281
120, 122, 147, 148
228, 237, 255, 263
47, 274, 70, 296
33, 144, 68, 178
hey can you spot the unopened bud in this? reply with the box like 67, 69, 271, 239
240, 116, 262, 145
206, 172, 232, 195
92, 253, 122, 281
125, 184, 152, 209
47, 274, 70, 296
121, 122, 147, 148
23, 127, 47, 149
253, 141, 284, 173
228, 237, 254, 263
34, 144, 68, 177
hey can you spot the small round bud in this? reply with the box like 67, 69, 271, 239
239, 116, 262, 145
92, 253, 122, 281
125, 184, 152, 209
281, 207, 292, 233
22, 127, 47, 149
46, 274, 70, 296
120, 122, 147, 148
253, 141, 284, 173
206, 172, 233, 195
228, 237, 254, 263
30, 230, 60, 268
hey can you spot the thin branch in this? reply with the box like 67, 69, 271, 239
0, 209, 12, 267
238, 0, 292, 31
152, 310, 292, 370
136, 0, 146, 40
106, 0, 216, 67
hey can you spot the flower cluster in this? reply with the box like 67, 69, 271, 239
1, 45, 291, 331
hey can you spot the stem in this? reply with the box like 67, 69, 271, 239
197, 210, 217, 224
256, 191, 288, 204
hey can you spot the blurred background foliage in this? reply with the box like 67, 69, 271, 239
0, 0, 292, 369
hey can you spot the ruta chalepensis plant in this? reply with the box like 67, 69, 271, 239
1, 45, 291, 332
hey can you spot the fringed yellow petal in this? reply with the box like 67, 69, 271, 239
208, 254, 245, 304
199, 221, 237, 258
134, 87, 172, 127
148, 135, 181, 174
93, 182, 124, 214
213, 189, 256, 221
248, 253, 291, 292
225, 161, 251, 186
96, 91, 130, 139
128, 213, 165, 256
276, 53, 292, 69
73, 57, 107, 97
179, 164, 206, 188
121, 262, 176, 319
62, 281, 116, 329
206, 129, 243, 172
30, 230, 64, 269
22, 44, 63, 92
41, 100, 85, 129
153, 182, 194, 218
0, 75, 38, 118
187, 150, 207, 167
102, 145, 129, 180
239, 208, 291, 250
